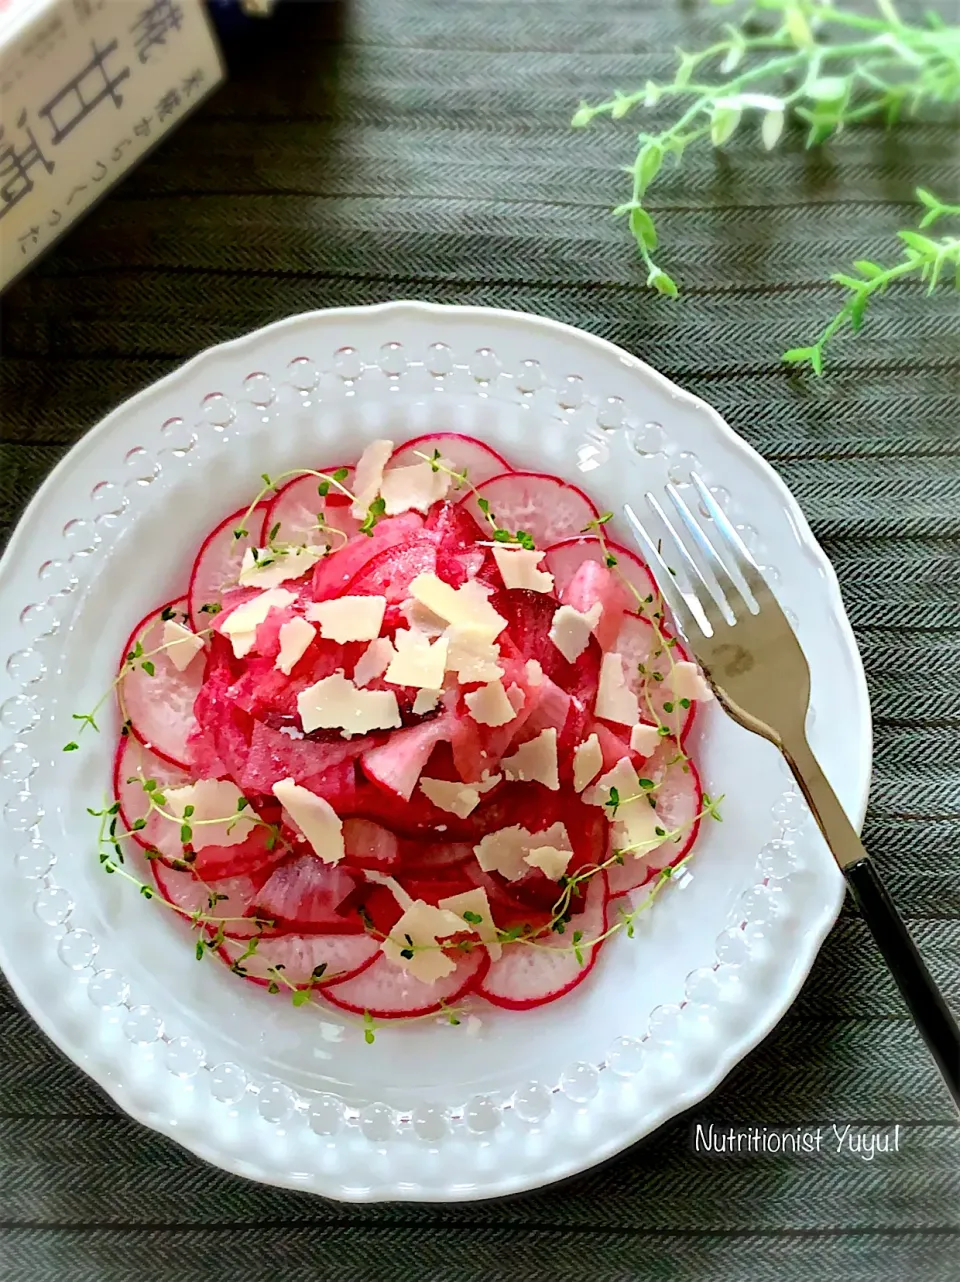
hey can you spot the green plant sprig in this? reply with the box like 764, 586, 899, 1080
571, 0, 960, 302
231, 467, 357, 544
785, 187, 960, 370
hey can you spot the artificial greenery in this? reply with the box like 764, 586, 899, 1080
571, 0, 960, 369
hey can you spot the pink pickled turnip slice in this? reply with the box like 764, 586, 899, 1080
220, 932, 379, 988
360, 714, 454, 801
606, 751, 703, 897
611, 614, 696, 741
544, 536, 657, 614
388, 433, 510, 487
310, 512, 425, 601
319, 947, 490, 1018
152, 863, 265, 939
477, 871, 609, 1011
249, 854, 362, 933
119, 596, 204, 769
187, 503, 268, 629
259, 466, 360, 548
114, 737, 280, 880
457, 471, 599, 550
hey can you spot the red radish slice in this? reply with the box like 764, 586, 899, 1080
248, 854, 362, 933
388, 433, 509, 486
343, 537, 438, 602
119, 597, 204, 769
310, 513, 424, 601
187, 503, 268, 630
152, 863, 266, 939
477, 872, 609, 1010
611, 615, 696, 740
606, 752, 703, 897
220, 932, 379, 988
238, 720, 370, 795
319, 947, 489, 1018
544, 536, 657, 613
400, 839, 475, 874
259, 465, 360, 548
457, 471, 599, 550
561, 559, 634, 652
114, 737, 280, 880
343, 818, 401, 870
360, 714, 453, 801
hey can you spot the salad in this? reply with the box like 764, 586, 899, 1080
78, 433, 716, 1027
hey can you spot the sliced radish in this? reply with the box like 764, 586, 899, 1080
360, 714, 453, 801
319, 947, 489, 1018
220, 932, 379, 988
388, 433, 510, 486
259, 466, 360, 548
399, 839, 475, 874
343, 536, 438, 603
457, 471, 599, 550
611, 614, 696, 740
310, 513, 425, 601
152, 863, 266, 939
114, 737, 280, 880
118, 597, 204, 769
249, 854, 362, 933
544, 536, 657, 614
238, 719, 370, 795
477, 871, 609, 1010
606, 752, 702, 897
343, 818, 401, 870
561, 559, 634, 652
187, 504, 267, 630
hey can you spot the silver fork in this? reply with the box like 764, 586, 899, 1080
625, 476, 960, 1108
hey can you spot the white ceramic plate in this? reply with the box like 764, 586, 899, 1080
0, 303, 870, 1201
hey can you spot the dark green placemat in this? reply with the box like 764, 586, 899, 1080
1, 2, 958, 1279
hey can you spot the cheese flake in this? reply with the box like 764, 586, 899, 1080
161, 619, 205, 672
297, 671, 401, 736
220, 587, 297, 658
272, 777, 344, 864
353, 636, 396, 687
350, 438, 394, 519
438, 886, 502, 961
584, 756, 664, 857
666, 660, 714, 703
306, 595, 386, 643
491, 545, 554, 593
380, 459, 452, 515
501, 728, 559, 790
465, 678, 521, 727
275, 616, 316, 676
525, 659, 543, 686
409, 574, 506, 642
444, 624, 503, 683
384, 629, 449, 689
419, 772, 500, 819
595, 651, 640, 725
524, 843, 572, 881
164, 780, 256, 850
412, 688, 441, 715
238, 544, 322, 590
572, 734, 604, 793
474, 821, 572, 883
380, 898, 467, 983
630, 722, 662, 756
549, 602, 603, 663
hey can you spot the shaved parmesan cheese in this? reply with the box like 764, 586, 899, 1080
161, 619, 205, 672
444, 625, 503, 683
630, 722, 662, 756
220, 587, 297, 658
353, 636, 396, 687
381, 898, 467, 983
572, 734, 603, 792
584, 756, 664, 856
491, 545, 554, 593
350, 438, 394, 519
364, 870, 414, 911
465, 678, 521, 727
238, 544, 322, 590
412, 688, 441, 715
525, 658, 543, 686
275, 616, 316, 676
380, 459, 452, 516
501, 728, 559, 790
409, 574, 506, 642
595, 651, 640, 725
385, 629, 449, 689
306, 595, 386, 643
297, 671, 401, 736
524, 842, 572, 881
438, 886, 502, 961
164, 780, 256, 850
419, 772, 500, 819
474, 820, 572, 883
272, 777, 344, 864
549, 602, 602, 663
400, 596, 447, 638
667, 661, 714, 703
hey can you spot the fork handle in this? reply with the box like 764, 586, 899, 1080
784, 737, 960, 1108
